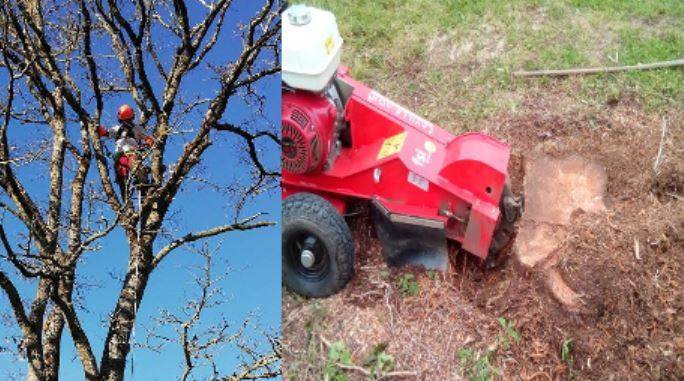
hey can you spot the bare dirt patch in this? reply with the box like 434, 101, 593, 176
426, 25, 505, 78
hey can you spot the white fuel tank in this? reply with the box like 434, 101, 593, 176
282, 5, 343, 92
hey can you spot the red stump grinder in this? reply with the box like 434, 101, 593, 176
282, 5, 522, 297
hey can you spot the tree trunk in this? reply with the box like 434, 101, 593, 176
24, 278, 52, 381
100, 243, 152, 381
24, 329, 44, 381
42, 307, 65, 381
42, 272, 76, 380
27, 366, 40, 381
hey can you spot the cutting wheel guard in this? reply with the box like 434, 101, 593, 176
371, 199, 449, 271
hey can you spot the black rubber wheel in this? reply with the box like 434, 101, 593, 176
283, 193, 354, 297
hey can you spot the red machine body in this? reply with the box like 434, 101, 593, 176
282, 67, 511, 259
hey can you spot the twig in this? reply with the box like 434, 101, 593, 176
513, 58, 684, 77
336, 363, 418, 380
653, 117, 668, 173
318, 335, 332, 349
526, 371, 553, 381
377, 370, 420, 380
633, 237, 641, 261
336, 363, 370, 376
666, 192, 683, 201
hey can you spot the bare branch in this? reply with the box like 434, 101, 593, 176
0, 272, 32, 337
222, 336, 281, 381
215, 122, 281, 181
144, 245, 281, 381
148, 0, 281, 217
0, 225, 48, 278
152, 214, 274, 268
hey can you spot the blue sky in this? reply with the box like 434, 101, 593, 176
0, 1, 281, 379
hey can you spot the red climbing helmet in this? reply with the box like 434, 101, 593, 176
117, 104, 135, 122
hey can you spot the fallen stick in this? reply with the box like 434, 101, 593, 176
335, 363, 371, 376
336, 363, 419, 380
654, 117, 668, 173
513, 58, 684, 77
634, 237, 641, 261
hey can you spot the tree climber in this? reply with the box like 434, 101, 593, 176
98, 104, 154, 197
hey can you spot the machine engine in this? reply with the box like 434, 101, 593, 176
281, 5, 346, 175
282, 90, 338, 174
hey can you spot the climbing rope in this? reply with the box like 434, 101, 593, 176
123, 149, 153, 379
130, 185, 142, 380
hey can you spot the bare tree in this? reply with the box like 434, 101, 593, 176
143, 244, 280, 381
0, 1, 282, 380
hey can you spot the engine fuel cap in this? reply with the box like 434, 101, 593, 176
287, 4, 311, 26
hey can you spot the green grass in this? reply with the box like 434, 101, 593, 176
455, 316, 521, 380
287, 300, 329, 380
325, 341, 354, 381
497, 317, 521, 349
458, 348, 499, 381
324, 341, 396, 381
396, 273, 419, 297
364, 343, 395, 379
560, 337, 576, 377
567, 0, 684, 20
301, 0, 683, 122
560, 338, 574, 363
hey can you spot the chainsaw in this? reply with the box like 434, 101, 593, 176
281, 5, 522, 297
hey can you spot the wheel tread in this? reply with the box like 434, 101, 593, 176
283, 193, 354, 297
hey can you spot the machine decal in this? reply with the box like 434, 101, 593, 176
377, 132, 407, 159
367, 91, 435, 135
324, 36, 335, 55
424, 140, 437, 153
407, 171, 429, 191
411, 147, 432, 167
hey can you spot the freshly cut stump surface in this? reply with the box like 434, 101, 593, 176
515, 156, 607, 308
523, 155, 607, 224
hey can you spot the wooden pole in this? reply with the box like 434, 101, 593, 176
513, 58, 684, 77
